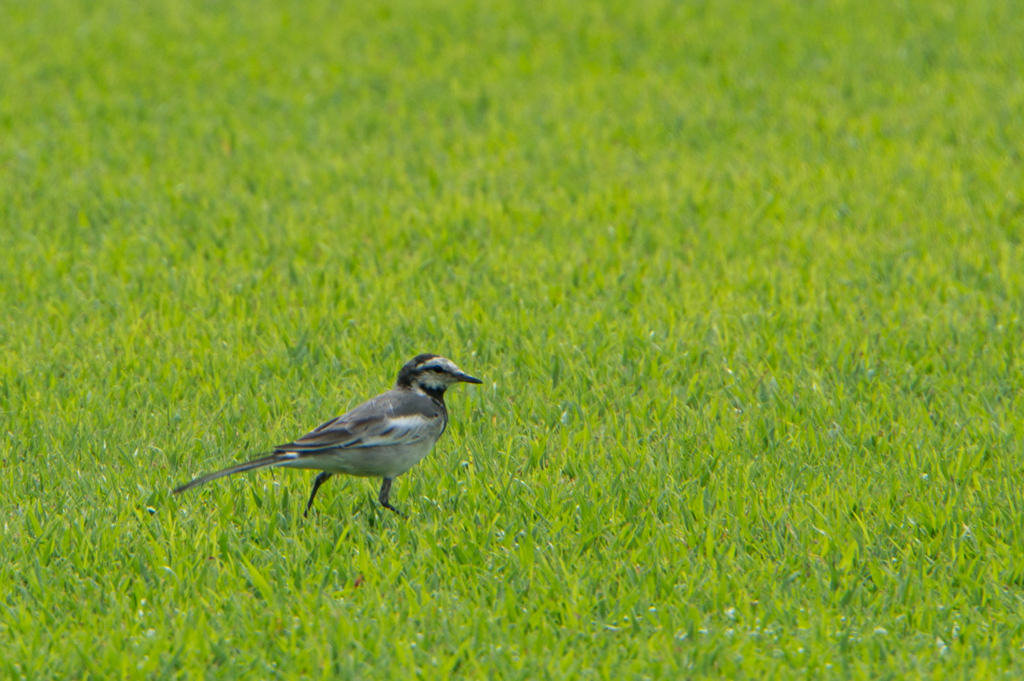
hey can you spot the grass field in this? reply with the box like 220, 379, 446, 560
2, 0, 1024, 677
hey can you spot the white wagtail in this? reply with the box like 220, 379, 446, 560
173, 354, 481, 516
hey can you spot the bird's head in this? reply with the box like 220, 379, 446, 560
396, 354, 482, 394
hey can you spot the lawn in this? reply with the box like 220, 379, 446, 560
2, 0, 1023, 677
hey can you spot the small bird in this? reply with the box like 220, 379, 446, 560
173, 354, 481, 516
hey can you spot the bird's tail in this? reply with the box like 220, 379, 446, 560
172, 452, 294, 495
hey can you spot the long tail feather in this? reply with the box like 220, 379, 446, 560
173, 453, 294, 495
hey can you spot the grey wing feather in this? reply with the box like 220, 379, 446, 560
274, 391, 443, 454
275, 415, 378, 452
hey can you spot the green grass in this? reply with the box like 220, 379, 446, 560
2, 0, 1023, 676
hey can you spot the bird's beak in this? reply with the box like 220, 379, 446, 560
457, 372, 483, 384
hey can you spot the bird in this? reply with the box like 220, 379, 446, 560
172, 354, 481, 517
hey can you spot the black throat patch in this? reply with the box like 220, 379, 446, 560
420, 385, 447, 404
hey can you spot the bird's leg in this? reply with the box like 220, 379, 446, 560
304, 472, 333, 517
378, 477, 403, 516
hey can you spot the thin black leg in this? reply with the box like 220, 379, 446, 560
378, 477, 403, 516
304, 472, 333, 517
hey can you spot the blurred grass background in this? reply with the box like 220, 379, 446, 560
2, 0, 1023, 677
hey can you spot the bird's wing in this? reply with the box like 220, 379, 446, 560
274, 392, 442, 454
